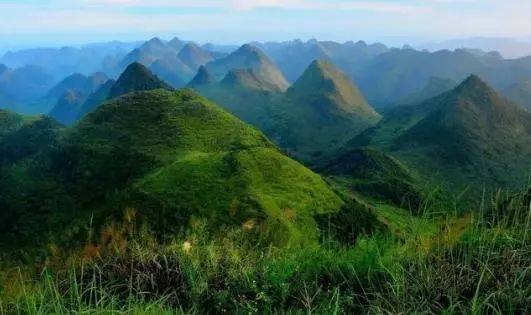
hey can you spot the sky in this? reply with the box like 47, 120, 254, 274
0, 0, 530, 49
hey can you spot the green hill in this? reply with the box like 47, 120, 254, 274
270, 60, 380, 161
348, 75, 531, 195
0, 111, 64, 238
322, 148, 423, 210
0, 89, 344, 250
190, 66, 284, 132
108, 62, 173, 98
205, 44, 289, 92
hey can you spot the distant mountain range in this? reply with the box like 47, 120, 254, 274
3, 37, 531, 114
192, 55, 380, 161
420, 37, 531, 59
49, 62, 173, 125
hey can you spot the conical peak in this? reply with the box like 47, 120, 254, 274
145, 37, 165, 47
122, 62, 152, 76
456, 74, 490, 91
109, 62, 172, 98
187, 65, 215, 87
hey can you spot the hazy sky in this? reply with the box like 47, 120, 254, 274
1, 0, 530, 48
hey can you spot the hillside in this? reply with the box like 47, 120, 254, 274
205, 44, 289, 92
117, 37, 174, 70
397, 76, 457, 106
503, 78, 531, 111
149, 54, 193, 88
46, 72, 107, 99
190, 65, 285, 131
257, 39, 388, 82
270, 60, 380, 161
187, 65, 215, 88
322, 148, 423, 210
0, 89, 344, 250
0, 65, 56, 113
178, 43, 214, 71
48, 90, 86, 125
108, 62, 173, 98
347, 75, 531, 194
76, 79, 115, 119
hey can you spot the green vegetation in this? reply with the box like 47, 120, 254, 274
347, 75, 531, 199
271, 60, 380, 161
1, 69, 530, 314
1, 188, 528, 314
323, 148, 423, 210
108, 62, 173, 99
193, 60, 381, 162
0, 89, 344, 253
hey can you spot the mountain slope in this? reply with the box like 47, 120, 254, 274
205, 44, 289, 92
118, 37, 174, 70
178, 43, 214, 72
63, 90, 343, 245
1, 89, 344, 249
323, 148, 422, 209
108, 62, 173, 98
46, 72, 108, 99
48, 90, 86, 125
190, 67, 284, 132
502, 78, 531, 111
76, 79, 116, 119
149, 54, 193, 88
270, 60, 380, 161
347, 75, 531, 194
397, 76, 457, 106
187, 66, 216, 88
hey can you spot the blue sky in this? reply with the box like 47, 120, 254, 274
0, 0, 530, 48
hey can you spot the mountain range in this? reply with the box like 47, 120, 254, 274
341, 75, 531, 196
191, 57, 381, 161
0, 88, 344, 249
49, 62, 172, 125
3, 37, 531, 115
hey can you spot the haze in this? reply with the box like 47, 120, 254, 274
1, 0, 531, 50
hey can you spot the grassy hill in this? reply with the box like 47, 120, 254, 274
192, 60, 380, 162
0, 89, 345, 251
347, 75, 531, 196
322, 148, 423, 210
270, 60, 380, 161
109, 62, 173, 98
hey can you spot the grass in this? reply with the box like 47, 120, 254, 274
0, 89, 344, 254
1, 188, 529, 314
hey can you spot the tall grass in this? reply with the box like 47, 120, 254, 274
1, 189, 529, 314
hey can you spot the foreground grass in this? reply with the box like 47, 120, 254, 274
1, 189, 529, 314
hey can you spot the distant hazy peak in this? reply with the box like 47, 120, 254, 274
168, 37, 186, 51
187, 65, 215, 87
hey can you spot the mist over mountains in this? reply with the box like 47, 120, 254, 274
2, 36, 531, 115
